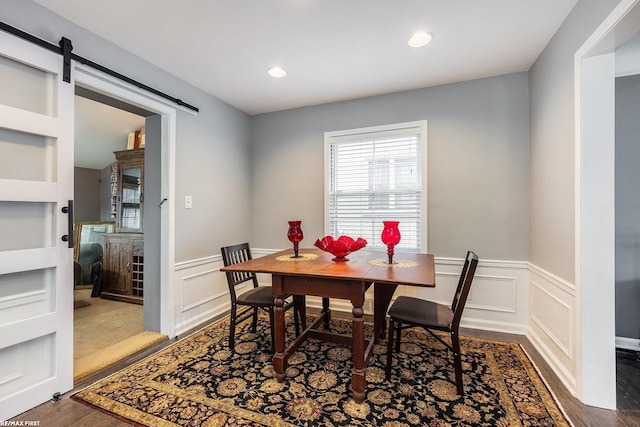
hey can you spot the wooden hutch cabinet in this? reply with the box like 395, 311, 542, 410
102, 148, 144, 304
102, 233, 144, 303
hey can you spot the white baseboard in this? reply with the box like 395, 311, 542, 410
616, 336, 640, 351
528, 324, 577, 394
174, 305, 227, 337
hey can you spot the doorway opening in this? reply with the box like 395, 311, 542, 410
72, 64, 176, 382
72, 87, 167, 381
613, 31, 640, 413
576, 0, 640, 410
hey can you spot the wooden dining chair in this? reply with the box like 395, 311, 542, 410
221, 243, 300, 352
385, 251, 479, 395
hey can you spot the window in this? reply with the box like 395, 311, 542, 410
324, 121, 427, 252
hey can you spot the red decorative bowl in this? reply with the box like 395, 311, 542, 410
314, 235, 368, 261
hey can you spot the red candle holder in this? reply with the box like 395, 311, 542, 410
381, 221, 401, 264
287, 220, 303, 258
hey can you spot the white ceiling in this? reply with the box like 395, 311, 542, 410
38, 0, 578, 170
74, 96, 145, 170
35, 0, 578, 116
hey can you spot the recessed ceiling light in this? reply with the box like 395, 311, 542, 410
408, 32, 433, 48
268, 67, 287, 78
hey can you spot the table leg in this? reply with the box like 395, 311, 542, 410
374, 283, 397, 342
294, 294, 306, 330
272, 276, 287, 383
351, 291, 366, 403
322, 297, 331, 330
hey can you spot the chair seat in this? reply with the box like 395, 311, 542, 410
236, 285, 276, 306
388, 296, 453, 329
386, 251, 478, 396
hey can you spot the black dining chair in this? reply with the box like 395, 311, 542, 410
385, 251, 479, 395
221, 243, 300, 352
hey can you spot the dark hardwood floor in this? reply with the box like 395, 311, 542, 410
9, 320, 640, 427
617, 349, 640, 413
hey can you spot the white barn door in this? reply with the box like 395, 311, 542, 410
0, 31, 74, 420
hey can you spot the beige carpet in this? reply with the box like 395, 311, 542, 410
74, 289, 167, 381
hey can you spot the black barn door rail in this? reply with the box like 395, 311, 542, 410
0, 21, 199, 113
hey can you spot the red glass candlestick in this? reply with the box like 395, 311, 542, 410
287, 220, 303, 258
381, 221, 401, 264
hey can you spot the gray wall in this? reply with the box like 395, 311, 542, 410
144, 115, 161, 330
251, 72, 530, 260
528, 0, 622, 282
615, 74, 640, 340
4, 0, 253, 263
6, 0, 625, 273
73, 167, 101, 221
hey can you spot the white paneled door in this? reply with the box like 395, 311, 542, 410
0, 31, 74, 420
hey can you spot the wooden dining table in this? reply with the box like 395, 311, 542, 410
220, 247, 435, 404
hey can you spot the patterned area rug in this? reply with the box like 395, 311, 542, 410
72, 314, 571, 426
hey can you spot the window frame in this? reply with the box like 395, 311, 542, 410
323, 120, 428, 252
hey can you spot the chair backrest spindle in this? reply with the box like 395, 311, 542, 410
221, 243, 259, 291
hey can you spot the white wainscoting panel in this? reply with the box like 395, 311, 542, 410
170, 249, 529, 335
249, 251, 529, 335
172, 251, 528, 337
527, 264, 577, 394
174, 255, 228, 335
404, 257, 530, 335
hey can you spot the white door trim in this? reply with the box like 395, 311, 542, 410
574, 0, 640, 409
72, 63, 178, 338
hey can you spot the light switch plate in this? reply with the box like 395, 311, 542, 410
185, 195, 193, 209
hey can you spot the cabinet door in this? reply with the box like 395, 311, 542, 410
114, 149, 144, 233
105, 239, 132, 295
118, 166, 142, 232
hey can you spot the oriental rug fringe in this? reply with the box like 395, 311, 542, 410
72, 313, 571, 426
